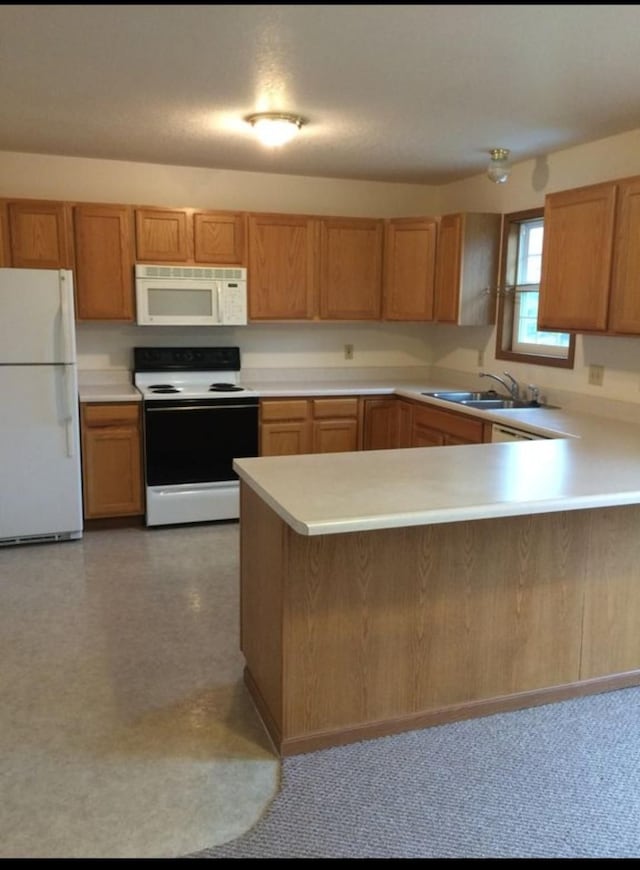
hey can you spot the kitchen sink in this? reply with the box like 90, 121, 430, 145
421, 391, 560, 410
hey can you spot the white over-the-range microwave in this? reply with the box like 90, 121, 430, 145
135, 264, 248, 326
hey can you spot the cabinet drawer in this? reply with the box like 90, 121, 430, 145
260, 399, 309, 422
413, 404, 483, 442
312, 397, 359, 418
83, 403, 140, 427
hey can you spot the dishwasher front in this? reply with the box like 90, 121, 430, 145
491, 423, 547, 442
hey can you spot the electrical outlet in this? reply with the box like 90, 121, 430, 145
344, 344, 354, 361
477, 349, 484, 367
588, 364, 604, 386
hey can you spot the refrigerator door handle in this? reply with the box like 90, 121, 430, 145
59, 270, 74, 363
62, 366, 76, 458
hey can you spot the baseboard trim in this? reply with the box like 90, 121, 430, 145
246, 669, 640, 757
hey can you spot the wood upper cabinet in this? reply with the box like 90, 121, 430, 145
540, 175, 640, 336
434, 212, 501, 325
361, 397, 399, 450
610, 177, 640, 334
81, 403, 144, 519
0, 202, 9, 266
6, 200, 72, 268
248, 213, 317, 320
383, 217, 437, 321
135, 207, 191, 262
538, 182, 617, 333
193, 211, 246, 264
73, 204, 134, 321
135, 206, 247, 266
319, 217, 383, 319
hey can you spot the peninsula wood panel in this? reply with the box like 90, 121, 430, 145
580, 505, 640, 677
240, 486, 640, 755
0, 202, 9, 266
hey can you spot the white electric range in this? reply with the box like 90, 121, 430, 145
134, 346, 259, 526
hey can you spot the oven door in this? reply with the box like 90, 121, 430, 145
143, 397, 259, 486
142, 396, 258, 526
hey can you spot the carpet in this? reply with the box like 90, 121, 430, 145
189, 685, 640, 859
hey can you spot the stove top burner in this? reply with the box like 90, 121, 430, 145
149, 385, 181, 394
209, 383, 243, 392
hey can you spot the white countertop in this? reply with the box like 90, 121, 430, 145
234, 384, 640, 536
78, 383, 141, 402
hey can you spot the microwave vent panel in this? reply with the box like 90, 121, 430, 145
135, 265, 246, 281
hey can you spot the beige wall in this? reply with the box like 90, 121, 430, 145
2, 131, 640, 401
432, 128, 640, 405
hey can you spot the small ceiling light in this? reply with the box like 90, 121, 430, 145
245, 112, 305, 147
487, 148, 511, 184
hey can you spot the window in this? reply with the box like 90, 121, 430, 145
496, 208, 575, 368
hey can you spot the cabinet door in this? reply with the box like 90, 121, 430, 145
261, 421, 312, 456
433, 213, 463, 323
411, 422, 445, 448
81, 404, 143, 518
609, 177, 640, 334
362, 398, 398, 450
412, 404, 484, 447
193, 211, 246, 264
313, 419, 358, 453
135, 207, 191, 262
383, 218, 437, 320
538, 182, 616, 332
8, 200, 72, 268
248, 213, 316, 319
74, 204, 134, 320
397, 400, 414, 448
319, 218, 383, 319
0, 201, 9, 266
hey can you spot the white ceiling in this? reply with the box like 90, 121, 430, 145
2, 4, 640, 186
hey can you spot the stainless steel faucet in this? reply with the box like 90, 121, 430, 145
479, 370, 521, 400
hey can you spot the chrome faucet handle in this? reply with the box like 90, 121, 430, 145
502, 371, 521, 400
528, 384, 540, 403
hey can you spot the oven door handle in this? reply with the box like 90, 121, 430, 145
146, 403, 258, 412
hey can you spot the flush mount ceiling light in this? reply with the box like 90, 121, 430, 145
245, 112, 306, 147
487, 147, 511, 184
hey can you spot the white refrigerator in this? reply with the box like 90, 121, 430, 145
0, 268, 83, 545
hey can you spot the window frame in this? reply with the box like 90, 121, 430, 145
495, 208, 575, 369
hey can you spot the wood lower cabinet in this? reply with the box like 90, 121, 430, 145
361, 397, 398, 449
410, 403, 485, 447
6, 199, 72, 269
260, 399, 312, 456
311, 397, 359, 453
260, 396, 359, 456
74, 204, 134, 320
81, 403, 144, 519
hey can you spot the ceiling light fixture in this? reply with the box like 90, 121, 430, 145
487, 148, 511, 184
245, 112, 305, 147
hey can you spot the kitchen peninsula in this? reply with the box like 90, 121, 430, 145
234, 401, 640, 756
